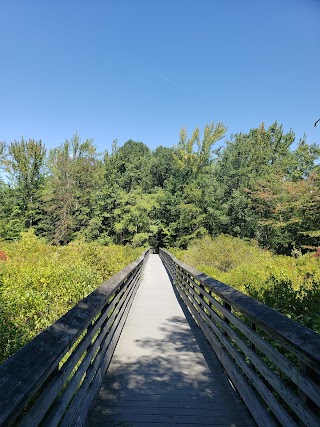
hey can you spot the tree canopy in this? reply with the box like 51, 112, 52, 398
0, 121, 319, 254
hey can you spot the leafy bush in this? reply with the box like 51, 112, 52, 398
245, 274, 320, 332
173, 234, 268, 272
0, 230, 142, 364
171, 235, 320, 333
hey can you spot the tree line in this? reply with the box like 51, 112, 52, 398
1, 121, 319, 254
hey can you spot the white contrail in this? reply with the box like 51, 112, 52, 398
161, 75, 175, 84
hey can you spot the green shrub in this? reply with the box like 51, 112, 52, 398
0, 231, 142, 364
171, 235, 320, 334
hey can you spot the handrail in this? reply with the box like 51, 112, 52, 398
160, 248, 320, 427
0, 250, 148, 427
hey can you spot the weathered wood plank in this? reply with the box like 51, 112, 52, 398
85, 254, 255, 427
173, 273, 278, 427
161, 249, 320, 372
19, 275, 137, 427
0, 252, 147, 426
60, 271, 142, 427
160, 248, 320, 427
177, 268, 320, 408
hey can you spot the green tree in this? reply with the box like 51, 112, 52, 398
43, 134, 102, 244
107, 140, 152, 192
287, 137, 320, 182
251, 169, 320, 252
89, 139, 155, 245
113, 188, 159, 246
215, 122, 297, 241
240, 130, 320, 252
4, 138, 46, 233
150, 146, 176, 188
173, 122, 226, 183
169, 122, 227, 247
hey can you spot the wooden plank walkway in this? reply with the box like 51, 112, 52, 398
85, 254, 255, 427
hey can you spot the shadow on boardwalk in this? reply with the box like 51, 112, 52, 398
86, 257, 255, 427
86, 316, 254, 427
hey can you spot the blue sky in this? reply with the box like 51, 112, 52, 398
1, 0, 319, 153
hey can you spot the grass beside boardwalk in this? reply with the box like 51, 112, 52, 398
0, 230, 142, 364
171, 235, 320, 334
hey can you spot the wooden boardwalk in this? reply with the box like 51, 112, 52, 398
85, 254, 255, 427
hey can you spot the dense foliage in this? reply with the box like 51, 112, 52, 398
1, 121, 320, 361
0, 231, 141, 364
1, 121, 319, 254
172, 235, 320, 334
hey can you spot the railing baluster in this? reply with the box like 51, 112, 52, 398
159, 248, 320, 427
250, 321, 256, 371
223, 301, 231, 338
1, 248, 320, 427
0, 251, 148, 427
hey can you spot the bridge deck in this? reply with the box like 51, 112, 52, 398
86, 254, 255, 427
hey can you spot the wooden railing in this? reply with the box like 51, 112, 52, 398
160, 249, 320, 427
2, 248, 320, 427
0, 251, 148, 427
